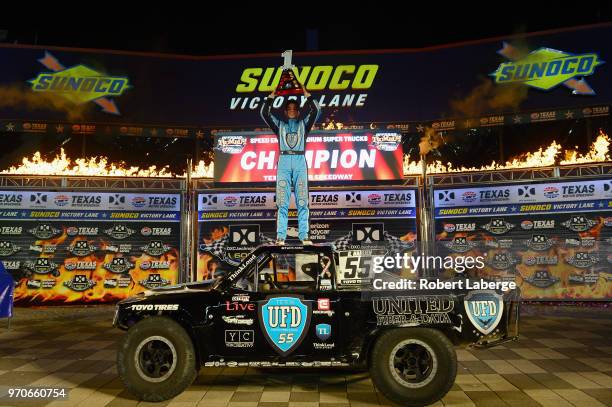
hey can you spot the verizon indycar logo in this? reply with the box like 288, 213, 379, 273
28, 224, 61, 239
0, 241, 20, 257
566, 252, 599, 268
444, 237, 478, 253
139, 273, 171, 289
562, 216, 598, 232
64, 275, 96, 291
141, 241, 172, 256
103, 257, 135, 274
67, 241, 97, 257
216, 135, 247, 154
370, 132, 401, 151
104, 225, 135, 239
481, 219, 515, 235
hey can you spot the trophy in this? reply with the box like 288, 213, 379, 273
275, 50, 304, 96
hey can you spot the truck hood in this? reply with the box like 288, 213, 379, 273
118, 279, 218, 305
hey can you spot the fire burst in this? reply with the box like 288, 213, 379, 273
1, 132, 609, 178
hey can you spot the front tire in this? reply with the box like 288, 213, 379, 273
369, 328, 456, 406
117, 316, 198, 401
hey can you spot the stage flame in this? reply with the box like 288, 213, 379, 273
1, 132, 609, 178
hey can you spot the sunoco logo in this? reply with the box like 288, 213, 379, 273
28, 51, 130, 115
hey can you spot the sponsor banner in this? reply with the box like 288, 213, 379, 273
198, 189, 416, 212
434, 179, 612, 207
196, 188, 417, 280
434, 180, 612, 300
0, 190, 182, 305
0, 191, 181, 212
214, 131, 403, 183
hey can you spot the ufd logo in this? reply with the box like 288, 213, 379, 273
28, 51, 130, 115
259, 296, 311, 356
491, 43, 604, 95
464, 291, 504, 336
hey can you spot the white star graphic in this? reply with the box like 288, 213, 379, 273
416, 124, 424, 133
513, 116, 521, 124
6, 123, 15, 131
150, 128, 158, 136
565, 111, 574, 119
196, 130, 204, 138
56, 125, 64, 133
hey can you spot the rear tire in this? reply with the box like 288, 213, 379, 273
369, 328, 456, 406
117, 316, 198, 401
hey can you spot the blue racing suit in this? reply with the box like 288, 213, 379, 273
260, 95, 321, 241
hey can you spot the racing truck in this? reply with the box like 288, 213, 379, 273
114, 244, 519, 406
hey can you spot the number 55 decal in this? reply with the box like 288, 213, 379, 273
278, 333, 294, 343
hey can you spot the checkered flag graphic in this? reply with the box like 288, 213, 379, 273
331, 231, 414, 253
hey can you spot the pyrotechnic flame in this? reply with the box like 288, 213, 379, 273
1, 132, 609, 178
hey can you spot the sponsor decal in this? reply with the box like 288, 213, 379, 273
313, 298, 334, 316
0, 241, 20, 256
484, 239, 513, 249
521, 220, 555, 230
372, 296, 454, 326
226, 301, 255, 312
479, 189, 510, 203
140, 241, 172, 256
568, 272, 600, 285
524, 234, 555, 251
352, 223, 384, 244
222, 316, 254, 325
146, 196, 178, 210
2, 260, 21, 270
223, 196, 239, 207
140, 261, 170, 270
566, 252, 599, 268
141, 227, 172, 236
232, 294, 250, 302
108, 194, 126, 206
69, 195, 102, 208
67, 241, 97, 257
104, 279, 118, 288
64, 275, 96, 291
259, 296, 311, 356
315, 323, 331, 341
482, 219, 515, 235
564, 237, 595, 248
464, 290, 504, 336
203, 360, 349, 368
461, 191, 478, 203
23, 258, 60, 276
139, 273, 171, 289
488, 252, 519, 271
444, 237, 478, 253
543, 186, 560, 198
523, 270, 559, 288
367, 193, 382, 205
64, 261, 97, 271
370, 132, 401, 151
104, 224, 135, 240
54, 194, 70, 206
104, 244, 132, 254
67, 226, 98, 236
561, 216, 598, 232
103, 257, 135, 274
0, 226, 22, 235
131, 196, 146, 208
0, 193, 23, 207
129, 304, 179, 311
225, 330, 254, 348
28, 224, 61, 240
216, 135, 247, 154
523, 255, 558, 266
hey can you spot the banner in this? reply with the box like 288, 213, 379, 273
0, 190, 182, 304
196, 188, 417, 281
433, 179, 612, 300
0, 24, 611, 129
214, 130, 403, 183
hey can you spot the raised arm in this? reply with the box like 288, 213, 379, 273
260, 92, 280, 134
302, 90, 321, 133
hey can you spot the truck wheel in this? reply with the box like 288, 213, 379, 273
117, 316, 198, 401
369, 328, 456, 406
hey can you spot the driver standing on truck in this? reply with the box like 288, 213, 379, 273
260, 88, 321, 246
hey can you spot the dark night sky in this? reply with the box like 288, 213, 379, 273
2, 5, 611, 56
